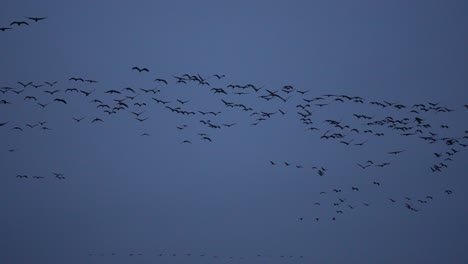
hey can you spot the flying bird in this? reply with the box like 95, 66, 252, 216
10, 21, 29, 26
26, 17, 47, 22
54, 98, 67, 104
132, 66, 149, 72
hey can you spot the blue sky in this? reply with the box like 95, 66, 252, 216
1, 1, 468, 263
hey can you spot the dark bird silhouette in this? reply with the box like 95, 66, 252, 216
10, 21, 29, 26
44, 81, 58, 86
105, 89, 121, 94
24, 96, 37, 101
222, 123, 236, 127
177, 99, 190, 105
154, 78, 168, 84
73, 117, 85, 122
0, 27, 12, 31
91, 118, 103, 123
388, 150, 405, 155
357, 163, 371, 169
18, 81, 33, 87
80, 89, 95, 96
26, 17, 47, 22
132, 66, 149, 72
202, 136, 212, 142
65, 88, 79, 93
44, 90, 59, 95
54, 98, 67, 104
213, 74, 225, 79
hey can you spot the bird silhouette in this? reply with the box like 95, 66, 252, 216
54, 98, 67, 104
10, 21, 29, 26
132, 66, 149, 72
26, 17, 47, 22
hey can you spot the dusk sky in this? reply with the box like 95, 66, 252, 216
2, 1, 468, 263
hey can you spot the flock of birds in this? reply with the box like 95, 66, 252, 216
2, 67, 465, 224
0, 16, 47, 32
2, 15, 467, 261
87, 251, 306, 261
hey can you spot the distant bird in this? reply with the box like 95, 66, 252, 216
132, 66, 149, 72
18, 81, 33, 87
388, 150, 405, 155
10, 21, 29, 26
357, 163, 371, 169
154, 78, 168, 84
24, 96, 37, 101
177, 99, 189, 105
213, 74, 225, 79
26, 17, 47, 22
54, 98, 67, 104
105, 89, 121, 94
181, 140, 192, 144
53, 172, 65, 179
73, 117, 85, 122
44, 81, 58, 86
44, 90, 59, 95
0, 27, 12, 31
202, 136, 212, 142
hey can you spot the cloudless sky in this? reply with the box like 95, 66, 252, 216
1, 1, 468, 263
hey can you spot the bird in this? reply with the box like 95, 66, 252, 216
132, 66, 149, 72
44, 81, 58, 86
18, 81, 33, 87
44, 90, 60, 95
177, 99, 190, 105
202, 136, 212, 142
154, 78, 168, 84
213, 74, 225, 79
10, 21, 29, 26
357, 163, 371, 169
24, 96, 37, 101
0, 27, 12, 31
26, 17, 47, 22
73, 117, 85, 122
136, 117, 148, 122
388, 150, 405, 155
54, 98, 67, 104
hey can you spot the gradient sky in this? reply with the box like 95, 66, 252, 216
1, 1, 468, 263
